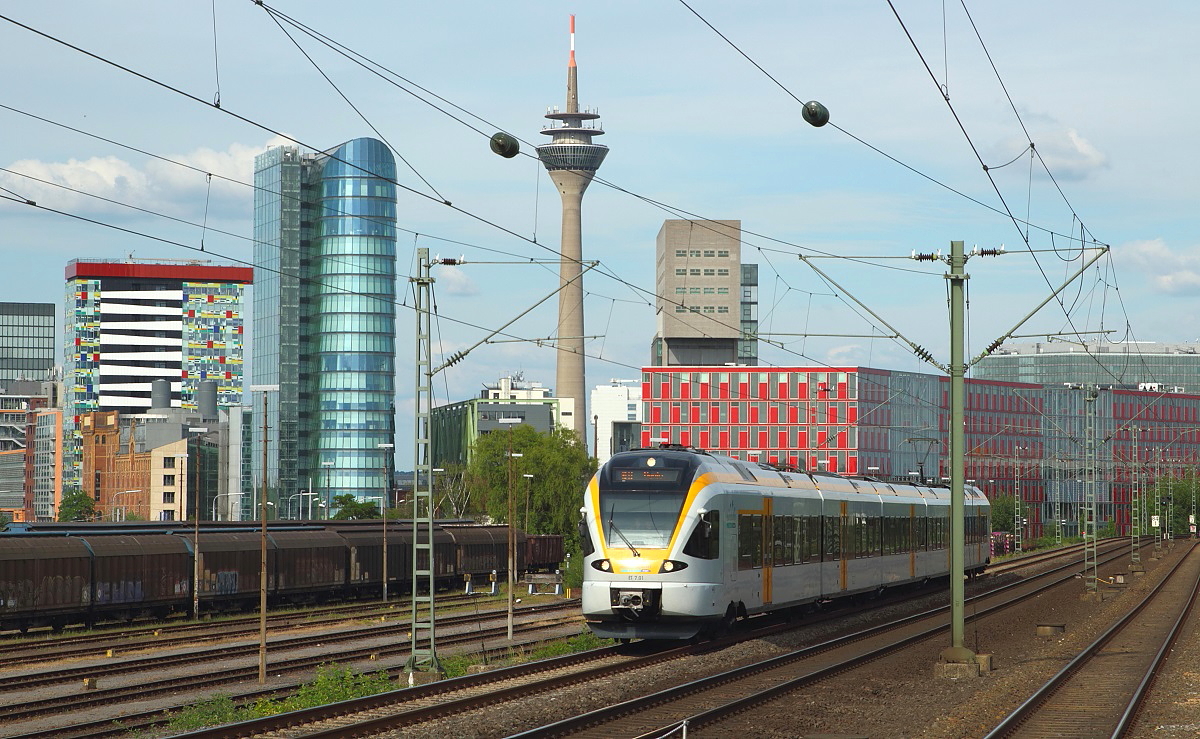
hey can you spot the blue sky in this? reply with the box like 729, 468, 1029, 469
3, 3, 1198, 464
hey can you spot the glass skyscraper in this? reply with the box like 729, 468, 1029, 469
251, 138, 397, 512
0, 302, 54, 388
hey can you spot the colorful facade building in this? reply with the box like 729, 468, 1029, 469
63, 259, 252, 488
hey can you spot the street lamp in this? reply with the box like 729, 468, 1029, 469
112, 489, 141, 521
377, 442, 394, 603
522, 474, 534, 532
321, 460, 335, 519
498, 416, 522, 640
249, 382, 279, 685
211, 492, 237, 521
185, 427, 209, 623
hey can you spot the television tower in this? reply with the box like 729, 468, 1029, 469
537, 15, 608, 440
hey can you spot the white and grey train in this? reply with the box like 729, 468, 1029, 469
580, 446, 990, 640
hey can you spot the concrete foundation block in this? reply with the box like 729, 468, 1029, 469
937, 661, 981, 679
406, 670, 444, 686
1037, 623, 1066, 636
975, 653, 993, 673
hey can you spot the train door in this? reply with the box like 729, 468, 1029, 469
761, 496, 774, 605
726, 493, 738, 585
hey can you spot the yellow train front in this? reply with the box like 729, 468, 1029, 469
580, 447, 990, 640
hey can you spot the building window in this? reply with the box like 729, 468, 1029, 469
163, 491, 175, 504
689, 287, 701, 294
675, 249, 687, 257
703, 250, 715, 257
675, 287, 687, 294
718, 306, 730, 314
163, 474, 176, 486
689, 249, 701, 257
675, 268, 687, 276
163, 457, 176, 469
717, 250, 730, 257
718, 269, 730, 276
703, 269, 715, 276
689, 269, 701, 276
675, 306, 687, 313
718, 287, 729, 294
703, 287, 715, 294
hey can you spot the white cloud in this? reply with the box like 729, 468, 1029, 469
434, 265, 479, 297
990, 126, 1108, 182
0, 137, 289, 218
1119, 238, 1200, 295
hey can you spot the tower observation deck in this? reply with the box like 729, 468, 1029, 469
537, 15, 608, 440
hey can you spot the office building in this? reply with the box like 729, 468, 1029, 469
251, 138, 397, 512
640, 364, 1200, 537
537, 15, 607, 440
0, 302, 55, 388
590, 379, 642, 464
62, 259, 251, 489
431, 375, 573, 468
651, 220, 758, 367
975, 340, 1200, 391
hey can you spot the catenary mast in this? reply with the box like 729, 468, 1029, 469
537, 15, 608, 440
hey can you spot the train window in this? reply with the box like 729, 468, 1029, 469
823, 516, 841, 561
774, 515, 794, 565
738, 514, 762, 570
762, 515, 774, 567
865, 515, 879, 558
682, 510, 719, 559
805, 516, 821, 562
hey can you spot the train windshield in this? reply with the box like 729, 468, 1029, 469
598, 452, 699, 550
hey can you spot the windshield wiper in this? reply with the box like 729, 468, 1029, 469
608, 504, 640, 557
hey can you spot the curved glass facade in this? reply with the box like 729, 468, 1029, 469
312, 138, 396, 502
253, 138, 397, 516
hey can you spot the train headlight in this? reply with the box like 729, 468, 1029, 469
590, 559, 613, 572
658, 560, 688, 573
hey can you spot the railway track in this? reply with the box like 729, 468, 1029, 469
983, 540, 1200, 738
511, 541, 1136, 737
156, 541, 1133, 738
0, 601, 579, 728
1, 593, 493, 666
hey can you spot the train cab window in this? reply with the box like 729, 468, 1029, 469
738, 514, 763, 569
578, 517, 596, 557
683, 510, 719, 559
599, 452, 700, 550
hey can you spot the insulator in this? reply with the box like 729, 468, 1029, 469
489, 132, 520, 158
802, 100, 830, 127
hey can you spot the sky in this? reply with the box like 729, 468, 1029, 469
2, 2, 1199, 465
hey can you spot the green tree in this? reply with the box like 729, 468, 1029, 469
465, 424, 595, 549
330, 493, 383, 520
0, 511, 11, 527
58, 488, 96, 522
989, 494, 1015, 533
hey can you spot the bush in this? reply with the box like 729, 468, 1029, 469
167, 665, 394, 731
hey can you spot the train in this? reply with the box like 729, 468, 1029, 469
579, 445, 990, 640
0, 520, 563, 633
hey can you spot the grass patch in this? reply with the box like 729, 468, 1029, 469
167, 665, 393, 731
528, 629, 613, 660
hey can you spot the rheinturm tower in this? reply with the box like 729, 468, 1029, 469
537, 15, 608, 440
